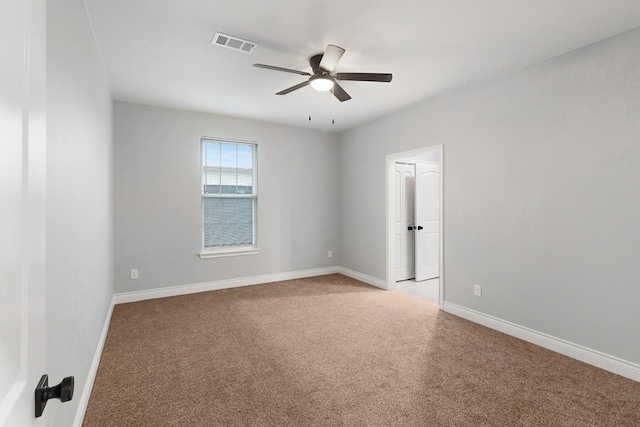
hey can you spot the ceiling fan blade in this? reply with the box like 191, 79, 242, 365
276, 80, 310, 95
335, 72, 393, 82
332, 82, 351, 102
319, 44, 345, 72
253, 63, 311, 76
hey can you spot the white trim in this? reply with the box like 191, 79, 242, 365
385, 145, 445, 307
200, 138, 259, 254
199, 247, 260, 259
113, 267, 341, 304
72, 297, 115, 427
443, 302, 640, 383
438, 147, 444, 308
0, 382, 26, 426
338, 267, 387, 290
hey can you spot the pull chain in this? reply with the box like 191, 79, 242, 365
331, 87, 335, 125
308, 85, 311, 121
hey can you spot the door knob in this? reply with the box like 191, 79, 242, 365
35, 374, 74, 417
417, 226, 423, 230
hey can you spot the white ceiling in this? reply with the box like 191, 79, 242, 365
84, 0, 640, 132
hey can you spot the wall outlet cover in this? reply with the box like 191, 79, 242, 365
474, 284, 482, 297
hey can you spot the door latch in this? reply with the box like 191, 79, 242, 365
407, 226, 414, 230
35, 374, 74, 417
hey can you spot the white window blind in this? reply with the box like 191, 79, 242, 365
201, 139, 257, 250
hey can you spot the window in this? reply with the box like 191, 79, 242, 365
200, 139, 257, 257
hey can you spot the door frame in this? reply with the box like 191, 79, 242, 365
385, 145, 444, 308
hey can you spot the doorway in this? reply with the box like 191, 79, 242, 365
386, 146, 444, 307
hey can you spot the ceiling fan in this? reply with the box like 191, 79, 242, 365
253, 44, 392, 102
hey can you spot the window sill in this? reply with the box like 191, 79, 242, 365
199, 247, 261, 259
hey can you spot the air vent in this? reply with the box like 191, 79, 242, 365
211, 32, 257, 54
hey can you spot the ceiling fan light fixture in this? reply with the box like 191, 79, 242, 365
254, 44, 392, 102
309, 75, 334, 91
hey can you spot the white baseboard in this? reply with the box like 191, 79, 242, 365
73, 297, 115, 427
338, 267, 387, 290
443, 302, 640, 383
113, 267, 341, 304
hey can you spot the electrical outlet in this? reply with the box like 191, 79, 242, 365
131, 269, 139, 280
474, 284, 482, 297
328, 250, 333, 258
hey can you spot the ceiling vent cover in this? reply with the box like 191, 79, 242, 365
212, 32, 257, 54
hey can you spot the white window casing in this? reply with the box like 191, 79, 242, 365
199, 138, 259, 258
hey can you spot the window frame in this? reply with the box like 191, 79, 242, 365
199, 137, 259, 259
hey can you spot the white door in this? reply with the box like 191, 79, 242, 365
394, 163, 415, 281
0, 0, 47, 425
415, 162, 440, 282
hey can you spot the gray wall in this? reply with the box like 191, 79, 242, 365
114, 102, 340, 293
46, 0, 114, 425
338, 27, 640, 365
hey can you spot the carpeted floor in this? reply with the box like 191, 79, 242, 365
83, 274, 640, 426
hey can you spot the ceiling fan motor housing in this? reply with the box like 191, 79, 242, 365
310, 54, 326, 74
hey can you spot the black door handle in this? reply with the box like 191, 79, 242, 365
417, 226, 423, 230
407, 226, 413, 230
35, 374, 74, 417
